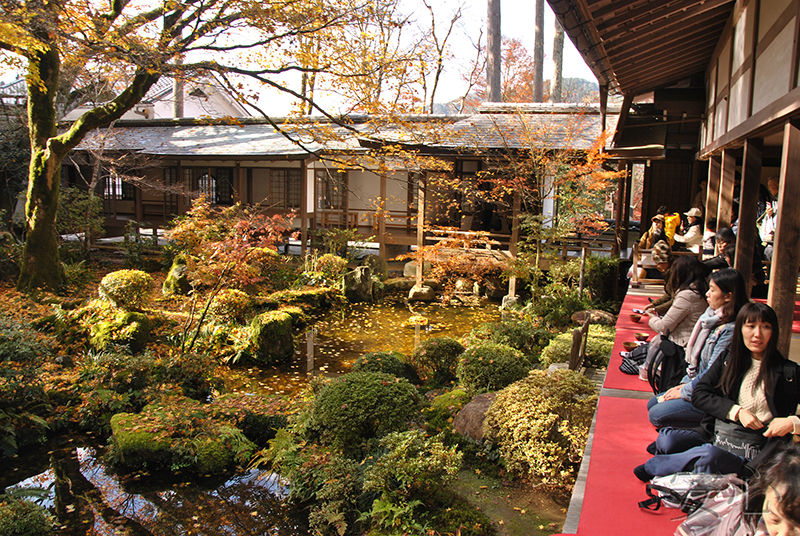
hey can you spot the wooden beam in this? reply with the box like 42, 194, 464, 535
612, 94, 633, 149
707, 156, 721, 230
734, 138, 763, 297
595, 0, 731, 35
600, 84, 608, 134
509, 191, 521, 296
768, 120, 800, 355
613, 161, 625, 256
416, 174, 425, 288
717, 151, 736, 229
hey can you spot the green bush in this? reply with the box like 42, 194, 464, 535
525, 284, 593, 328
316, 254, 348, 280
456, 343, 530, 394
463, 319, 554, 363
0, 313, 53, 363
409, 337, 465, 384
584, 254, 620, 306
539, 325, 615, 369
484, 369, 598, 489
351, 351, 420, 384
98, 269, 153, 310
89, 311, 151, 353
309, 372, 422, 457
0, 497, 55, 536
209, 288, 253, 323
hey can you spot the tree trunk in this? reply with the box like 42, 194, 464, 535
486, 0, 501, 102
551, 19, 564, 103
533, 0, 544, 102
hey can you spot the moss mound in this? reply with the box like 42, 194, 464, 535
456, 342, 530, 394
89, 311, 151, 353
539, 325, 615, 369
248, 310, 294, 365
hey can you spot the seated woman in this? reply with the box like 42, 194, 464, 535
643, 241, 674, 314
642, 255, 709, 349
673, 207, 704, 254
646, 268, 748, 429
634, 302, 800, 481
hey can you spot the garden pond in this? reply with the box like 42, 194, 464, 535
5, 296, 503, 535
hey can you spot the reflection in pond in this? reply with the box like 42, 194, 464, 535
226, 297, 502, 396
7, 445, 305, 535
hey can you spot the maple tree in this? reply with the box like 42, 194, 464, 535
0, 0, 462, 291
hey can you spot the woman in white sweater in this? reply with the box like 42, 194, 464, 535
673, 207, 704, 254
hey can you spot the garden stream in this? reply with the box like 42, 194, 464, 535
4, 297, 502, 535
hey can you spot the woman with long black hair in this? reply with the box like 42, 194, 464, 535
634, 302, 800, 481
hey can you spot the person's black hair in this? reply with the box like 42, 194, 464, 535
716, 227, 736, 244
656, 205, 668, 215
719, 302, 782, 397
722, 243, 735, 266
744, 442, 800, 528
708, 268, 749, 323
667, 255, 708, 296
706, 218, 717, 231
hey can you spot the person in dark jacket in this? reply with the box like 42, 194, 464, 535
634, 302, 800, 481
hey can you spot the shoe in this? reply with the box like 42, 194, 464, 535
634, 464, 653, 482
620, 351, 630, 358
646, 441, 657, 455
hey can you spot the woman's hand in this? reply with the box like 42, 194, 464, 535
763, 417, 794, 437
737, 408, 764, 430
662, 385, 684, 401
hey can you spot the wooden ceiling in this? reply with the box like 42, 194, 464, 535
547, 0, 737, 96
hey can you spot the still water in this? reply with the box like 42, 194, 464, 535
6, 297, 502, 534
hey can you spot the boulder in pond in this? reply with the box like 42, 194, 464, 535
453, 392, 496, 441
403, 260, 432, 278
249, 310, 294, 365
344, 265, 373, 302
408, 284, 435, 302
361, 254, 388, 280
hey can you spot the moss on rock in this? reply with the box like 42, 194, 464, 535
248, 310, 294, 365
89, 311, 151, 353
263, 287, 341, 314
162, 255, 191, 296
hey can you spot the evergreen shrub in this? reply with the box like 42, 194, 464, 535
98, 269, 153, 310
0, 497, 55, 536
409, 337, 465, 384
484, 369, 598, 489
539, 325, 615, 369
463, 319, 554, 363
352, 351, 420, 383
209, 288, 253, 323
456, 342, 530, 394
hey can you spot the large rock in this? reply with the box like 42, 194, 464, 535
361, 254, 388, 280
483, 277, 508, 300
163, 257, 191, 296
344, 266, 374, 302
453, 393, 496, 441
249, 311, 294, 365
571, 309, 617, 326
90, 311, 151, 353
403, 260, 432, 278
408, 284, 435, 302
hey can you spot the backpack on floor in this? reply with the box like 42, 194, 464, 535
647, 332, 686, 395
638, 473, 744, 515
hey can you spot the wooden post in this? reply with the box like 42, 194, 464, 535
768, 121, 800, 355
301, 160, 310, 257
622, 161, 633, 252
416, 174, 425, 288
707, 156, 721, 229
735, 139, 763, 296
579, 244, 587, 297
508, 191, 520, 296
379, 174, 387, 259
717, 151, 736, 229
234, 162, 242, 203
613, 162, 625, 256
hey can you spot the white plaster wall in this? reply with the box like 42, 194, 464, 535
347, 170, 375, 212
752, 21, 794, 114
729, 76, 749, 128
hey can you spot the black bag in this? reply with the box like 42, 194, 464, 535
713, 419, 767, 460
647, 332, 686, 395
619, 342, 649, 375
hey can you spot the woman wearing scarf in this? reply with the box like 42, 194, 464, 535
646, 269, 748, 430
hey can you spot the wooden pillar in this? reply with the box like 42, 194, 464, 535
707, 155, 721, 229
234, 162, 242, 203
768, 120, 800, 355
378, 174, 387, 259
300, 160, 310, 257
613, 162, 625, 256
622, 161, 633, 252
599, 84, 608, 134
508, 191, 521, 296
176, 161, 185, 214
735, 138, 763, 296
717, 151, 736, 229
416, 174, 425, 287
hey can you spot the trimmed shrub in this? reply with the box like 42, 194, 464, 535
409, 337, 465, 384
484, 369, 598, 489
0, 313, 53, 363
98, 269, 153, 310
309, 372, 422, 456
0, 497, 55, 535
539, 325, 615, 369
209, 288, 252, 323
584, 254, 620, 306
431, 389, 471, 417
351, 351, 420, 383
316, 254, 348, 281
89, 311, 151, 353
456, 343, 530, 394
463, 319, 555, 363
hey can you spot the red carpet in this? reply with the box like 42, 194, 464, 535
603, 294, 657, 392
575, 396, 681, 536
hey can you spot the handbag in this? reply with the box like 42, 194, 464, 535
713, 419, 767, 460
674, 476, 749, 536
620, 342, 649, 375
638, 472, 743, 514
